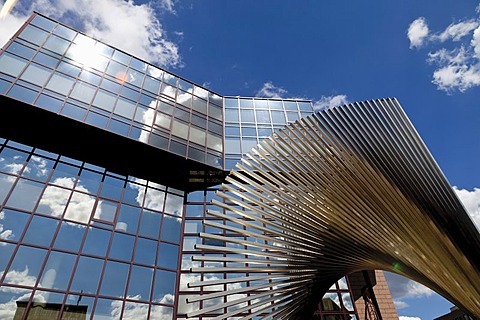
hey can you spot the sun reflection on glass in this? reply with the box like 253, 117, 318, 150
67, 39, 109, 72
115, 71, 128, 84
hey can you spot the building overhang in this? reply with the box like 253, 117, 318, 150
0, 94, 226, 191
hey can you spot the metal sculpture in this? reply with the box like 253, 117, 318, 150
187, 98, 480, 319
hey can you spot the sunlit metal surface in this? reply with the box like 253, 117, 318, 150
187, 98, 480, 319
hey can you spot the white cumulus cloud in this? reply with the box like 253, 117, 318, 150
384, 272, 433, 313
454, 186, 480, 230
399, 316, 422, 320
255, 81, 288, 99
408, 8, 480, 92
0, 0, 181, 67
313, 94, 349, 111
407, 17, 430, 49
435, 20, 479, 42
394, 300, 409, 309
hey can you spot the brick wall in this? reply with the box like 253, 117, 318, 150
349, 270, 399, 320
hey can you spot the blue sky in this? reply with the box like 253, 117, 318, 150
1, 1, 479, 319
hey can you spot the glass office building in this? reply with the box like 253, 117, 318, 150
0, 13, 398, 319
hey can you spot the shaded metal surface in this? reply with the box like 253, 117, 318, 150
187, 98, 480, 319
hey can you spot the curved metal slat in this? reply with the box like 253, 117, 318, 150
186, 97, 480, 319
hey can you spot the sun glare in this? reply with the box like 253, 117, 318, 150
68, 41, 108, 72
0, 0, 19, 19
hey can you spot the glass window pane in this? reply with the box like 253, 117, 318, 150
19, 25, 49, 45
0, 53, 28, 77
116, 204, 141, 234
106, 60, 128, 78
321, 292, 340, 311
99, 260, 129, 297
157, 243, 179, 269
57, 61, 82, 77
209, 104, 222, 121
39, 251, 76, 290
7, 84, 37, 104
186, 191, 203, 202
46, 73, 75, 95
33, 51, 59, 68
20, 63, 52, 86
86, 111, 109, 128
31, 15, 56, 31
109, 232, 135, 261
171, 120, 189, 140
100, 77, 122, 93
23, 155, 53, 181
152, 269, 176, 302
79, 69, 102, 85
149, 133, 168, 149
271, 111, 286, 124
23, 215, 59, 247
139, 210, 161, 239
123, 301, 149, 320
164, 193, 183, 217
341, 292, 354, 311
134, 237, 157, 265
5, 178, 43, 211
100, 175, 124, 200
112, 49, 131, 65
114, 97, 136, 119
6, 245, 47, 286
82, 227, 111, 257
207, 133, 223, 152
61, 103, 87, 120
70, 81, 97, 104
144, 187, 165, 211
93, 89, 117, 112
287, 111, 300, 122
239, 99, 254, 109
53, 24, 76, 40
53, 221, 86, 252
36, 185, 70, 217
160, 215, 181, 244
94, 199, 118, 222
126, 69, 144, 88
134, 105, 155, 126
127, 265, 153, 301
35, 93, 63, 112
151, 305, 173, 320
0, 242, 15, 279
154, 112, 171, 129
120, 85, 140, 101
225, 138, 240, 154
0, 146, 29, 174
77, 169, 102, 195
70, 256, 104, 294
0, 209, 30, 243
6, 41, 36, 59
143, 76, 161, 94
189, 126, 206, 146
191, 96, 207, 114
225, 109, 239, 123
44, 34, 71, 55
64, 191, 95, 224
50, 162, 79, 183
187, 147, 205, 163
123, 181, 144, 206
0, 78, 10, 94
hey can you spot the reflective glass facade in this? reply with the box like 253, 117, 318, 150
0, 138, 182, 319
0, 13, 394, 320
0, 14, 223, 169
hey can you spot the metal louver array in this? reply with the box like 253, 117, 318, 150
187, 98, 480, 319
